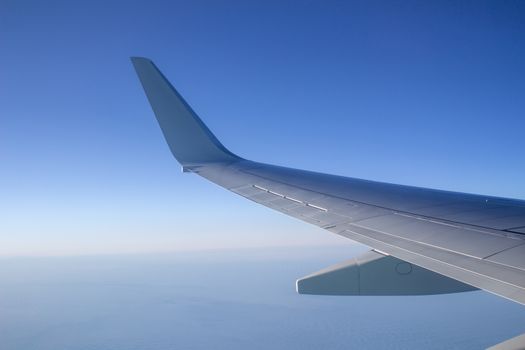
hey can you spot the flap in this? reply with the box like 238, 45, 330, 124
296, 250, 477, 296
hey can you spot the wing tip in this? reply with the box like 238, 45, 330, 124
130, 57, 154, 68
131, 56, 241, 165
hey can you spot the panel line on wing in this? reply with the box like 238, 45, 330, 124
338, 227, 525, 305
240, 168, 525, 239
392, 212, 523, 240
347, 220, 524, 263
250, 185, 327, 211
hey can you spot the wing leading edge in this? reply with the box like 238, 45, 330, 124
131, 57, 525, 305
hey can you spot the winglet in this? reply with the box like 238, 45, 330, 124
131, 57, 240, 166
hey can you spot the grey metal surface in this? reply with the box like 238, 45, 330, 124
487, 244, 525, 271
487, 332, 525, 350
241, 163, 525, 233
132, 58, 525, 306
197, 163, 525, 304
297, 250, 476, 296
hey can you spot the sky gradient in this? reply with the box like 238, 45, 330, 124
1, 0, 524, 256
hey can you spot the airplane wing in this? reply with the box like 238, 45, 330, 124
131, 57, 525, 306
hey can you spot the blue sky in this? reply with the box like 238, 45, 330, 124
1, 0, 524, 256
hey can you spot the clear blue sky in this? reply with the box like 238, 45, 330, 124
1, 0, 524, 256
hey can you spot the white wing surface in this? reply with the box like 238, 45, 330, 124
132, 57, 525, 305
